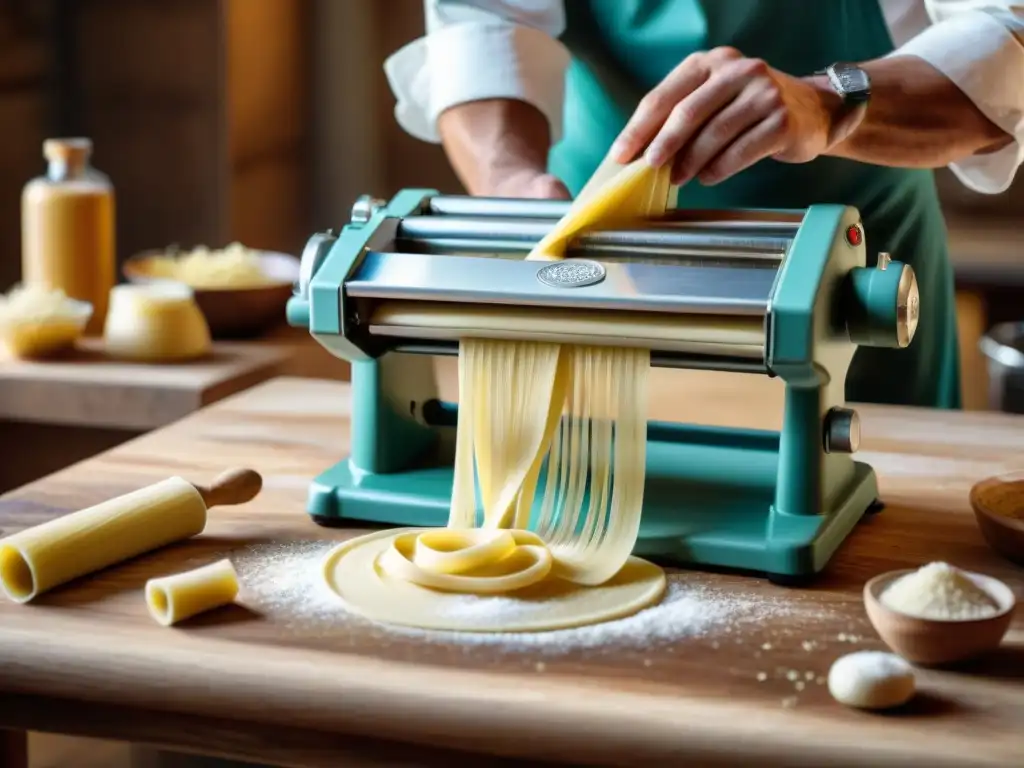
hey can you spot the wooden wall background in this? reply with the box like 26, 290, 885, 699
0, 0, 50, 292
309, 0, 460, 230
0, 0, 312, 293
1, 0, 1020, 295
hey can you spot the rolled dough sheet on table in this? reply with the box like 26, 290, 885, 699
321, 528, 667, 633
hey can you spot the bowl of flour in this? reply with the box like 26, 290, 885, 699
864, 561, 1015, 665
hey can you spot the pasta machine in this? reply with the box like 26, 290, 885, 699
286, 190, 919, 583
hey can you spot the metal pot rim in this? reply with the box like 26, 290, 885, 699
980, 321, 1024, 370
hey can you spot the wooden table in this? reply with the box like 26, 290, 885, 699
2, 369, 1024, 768
0, 338, 288, 496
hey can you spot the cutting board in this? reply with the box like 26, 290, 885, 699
2, 375, 1024, 767
0, 337, 288, 431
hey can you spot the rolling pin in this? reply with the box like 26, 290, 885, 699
0, 468, 262, 604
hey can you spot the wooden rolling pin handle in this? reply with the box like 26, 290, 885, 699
193, 468, 263, 508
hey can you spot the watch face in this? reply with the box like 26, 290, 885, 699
837, 68, 870, 92
830, 62, 871, 102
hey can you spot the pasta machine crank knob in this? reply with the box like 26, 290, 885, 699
824, 407, 861, 454
844, 254, 920, 349
351, 195, 386, 225
287, 229, 339, 329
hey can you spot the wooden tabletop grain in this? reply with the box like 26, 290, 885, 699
0, 338, 288, 430
2, 368, 1024, 768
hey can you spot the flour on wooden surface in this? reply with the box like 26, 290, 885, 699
232, 541, 843, 653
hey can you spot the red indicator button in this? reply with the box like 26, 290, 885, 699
846, 225, 863, 246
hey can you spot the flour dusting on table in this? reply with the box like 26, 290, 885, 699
232, 541, 842, 653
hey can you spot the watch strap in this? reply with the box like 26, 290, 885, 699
816, 62, 870, 150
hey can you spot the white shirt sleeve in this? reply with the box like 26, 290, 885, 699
888, 1, 1024, 194
386, 1, 1024, 195
384, 0, 571, 144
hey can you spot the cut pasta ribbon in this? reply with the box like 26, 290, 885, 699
412, 528, 517, 573
378, 529, 552, 594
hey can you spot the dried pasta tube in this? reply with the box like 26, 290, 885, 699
0, 477, 206, 604
0, 468, 261, 604
146, 558, 240, 626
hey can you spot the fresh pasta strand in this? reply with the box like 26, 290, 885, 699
536, 346, 651, 585
446, 338, 569, 531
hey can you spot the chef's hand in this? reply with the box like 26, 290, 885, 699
610, 46, 839, 185
490, 168, 572, 200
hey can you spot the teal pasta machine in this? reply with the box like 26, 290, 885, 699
286, 191, 919, 583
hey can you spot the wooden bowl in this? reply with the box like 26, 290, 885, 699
124, 250, 299, 339
864, 569, 1015, 665
970, 472, 1024, 565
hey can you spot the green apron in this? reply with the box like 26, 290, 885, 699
550, 0, 961, 409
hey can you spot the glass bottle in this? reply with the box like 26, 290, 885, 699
21, 138, 116, 335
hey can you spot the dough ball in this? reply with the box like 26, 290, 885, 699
828, 651, 916, 710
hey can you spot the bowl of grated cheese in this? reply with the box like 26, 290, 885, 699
0, 284, 93, 359
864, 561, 1015, 666
124, 243, 299, 338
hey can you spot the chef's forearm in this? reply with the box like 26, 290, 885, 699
809, 55, 1014, 168
438, 99, 554, 195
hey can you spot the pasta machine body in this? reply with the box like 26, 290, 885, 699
286, 189, 920, 583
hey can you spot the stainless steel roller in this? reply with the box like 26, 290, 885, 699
425, 195, 804, 229
346, 251, 777, 316
366, 300, 767, 360
397, 216, 792, 260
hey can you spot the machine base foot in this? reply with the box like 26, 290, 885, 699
303, 450, 881, 585
865, 499, 885, 516
767, 573, 816, 588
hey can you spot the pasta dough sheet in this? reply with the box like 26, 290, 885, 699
322, 528, 667, 633
0, 476, 207, 604
529, 158, 676, 261
146, 558, 239, 627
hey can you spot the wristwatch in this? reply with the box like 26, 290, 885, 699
816, 61, 871, 147
821, 61, 872, 105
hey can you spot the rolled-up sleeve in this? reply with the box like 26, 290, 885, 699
894, 2, 1024, 194
384, 0, 572, 144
